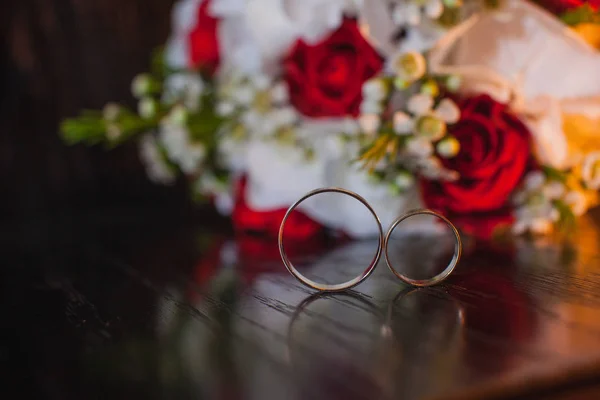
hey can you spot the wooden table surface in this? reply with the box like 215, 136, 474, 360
3, 207, 600, 400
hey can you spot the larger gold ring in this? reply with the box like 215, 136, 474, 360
278, 187, 383, 292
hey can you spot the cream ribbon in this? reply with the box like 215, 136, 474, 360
428, 0, 600, 169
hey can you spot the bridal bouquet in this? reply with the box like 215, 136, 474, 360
61, 0, 600, 240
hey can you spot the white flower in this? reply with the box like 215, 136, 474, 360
251, 73, 271, 91
406, 137, 433, 158
106, 124, 121, 141
131, 74, 152, 98
407, 93, 434, 116
168, 105, 189, 126
179, 144, 207, 174
244, 139, 417, 238
445, 75, 461, 92
218, 135, 247, 172
564, 190, 588, 216
425, 0, 444, 19
159, 121, 206, 174
392, 0, 443, 26
281, 0, 359, 43
395, 171, 415, 190
418, 156, 445, 179
162, 73, 205, 111
392, 2, 421, 26
434, 99, 460, 124
393, 111, 414, 135
524, 171, 546, 192
138, 98, 158, 119
139, 134, 176, 185
362, 78, 387, 102
582, 151, 600, 190
241, 110, 279, 137
103, 103, 121, 121
358, 114, 381, 135
270, 81, 289, 103
269, 107, 298, 128
230, 84, 255, 106
160, 123, 188, 161
359, 100, 382, 115
512, 197, 558, 235
216, 101, 236, 117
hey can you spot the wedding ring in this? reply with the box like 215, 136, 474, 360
384, 209, 461, 287
278, 187, 383, 292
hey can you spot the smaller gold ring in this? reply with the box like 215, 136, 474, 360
384, 209, 462, 287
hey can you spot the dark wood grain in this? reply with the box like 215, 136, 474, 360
0, 0, 182, 222
4, 207, 600, 399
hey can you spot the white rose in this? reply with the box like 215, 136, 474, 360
244, 130, 417, 238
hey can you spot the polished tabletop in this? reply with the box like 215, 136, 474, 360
3, 207, 600, 399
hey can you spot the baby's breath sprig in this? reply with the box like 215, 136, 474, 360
355, 49, 462, 192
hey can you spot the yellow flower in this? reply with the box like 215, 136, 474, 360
573, 23, 600, 49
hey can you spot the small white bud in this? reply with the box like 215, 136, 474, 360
425, 0, 444, 19
360, 100, 382, 115
216, 101, 236, 117
524, 171, 545, 191
408, 93, 434, 116
231, 85, 255, 105
393, 111, 414, 135
404, 3, 422, 25
168, 105, 188, 126
395, 171, 415, 190
102, 103, 121, 122
252, 74, 271, 91
270, 82, 289, 103
436, 136, 460, 158
106, 124, 121, 141
406, 137, 433, 158
362, 79, 387, 102
138, 97, 158, 119
435, 99, 460, 124
359, 114, 381, 135
131, 74, 152, 98
445, 75, 462, 92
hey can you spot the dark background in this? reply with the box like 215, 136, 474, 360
0, 0, 193, 223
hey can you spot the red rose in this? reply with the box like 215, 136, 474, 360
284, 18, 383, 118
231, 177, 324, 240
421, 94, 532, 216
536, 0, 600, 14
188, 0, 220, 75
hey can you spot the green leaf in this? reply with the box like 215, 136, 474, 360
150, 47, 168, 78
561, 4, 600, 26
542, 165, 567, 183
553, 199, 577, 235
60, 106, 160, 147
60, 112, 107, 145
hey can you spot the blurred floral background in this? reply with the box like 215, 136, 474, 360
4, 0, 600, 243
